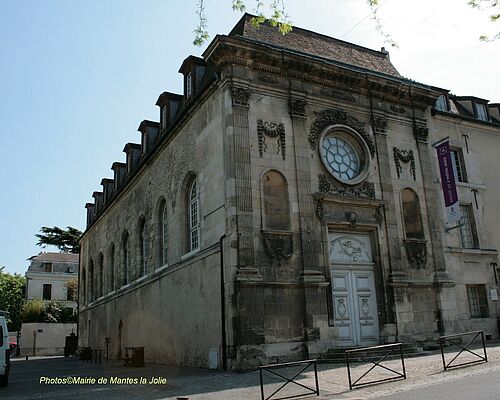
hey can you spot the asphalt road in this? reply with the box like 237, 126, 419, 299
375, 368, 500, 400
2, 356, 308, 400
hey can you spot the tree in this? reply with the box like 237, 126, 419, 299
35, 226, 82, 253
0, 267, 26, 331
21, 300, 77, 324
65, 278, 78, 303
193, 0, 500, 45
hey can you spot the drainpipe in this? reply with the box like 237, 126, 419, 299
220, 234, 227, 370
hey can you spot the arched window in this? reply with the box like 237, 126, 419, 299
98, 253, 104, 298
188, 178, 200, 252
139, 218, 147, 276
160, 202, 168, 265
262, 170, 290, 230
89, 259, 94, 302
122, 231, 130, 285
108, 243, 115, 293
401, 188, 424, 239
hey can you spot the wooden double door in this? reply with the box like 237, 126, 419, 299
329, 233, 380, 347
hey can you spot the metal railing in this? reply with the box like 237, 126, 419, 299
346, 343, 406, 390
439, 330, 487, 371
259, 359, 319, 400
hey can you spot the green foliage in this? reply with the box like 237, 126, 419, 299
21, 299, 76, 323
65, 278, 78, 302
469, 0, 500, 40
35, 226, 82, 253
192, 0, 499, 46
0, 267, 26, 331
20, 299, 44, 324
43, 301, 63, 323
193, 0, 209, 46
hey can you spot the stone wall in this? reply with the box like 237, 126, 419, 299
79, 88, 227, 368
20, 323, 77, 356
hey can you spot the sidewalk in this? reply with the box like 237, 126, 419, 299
162, 343, 500, 399
5, 343, 499, 400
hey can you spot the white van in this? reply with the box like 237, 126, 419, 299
0, 310, 10, 387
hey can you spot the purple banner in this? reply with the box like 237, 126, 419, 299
434, 138, 460, 224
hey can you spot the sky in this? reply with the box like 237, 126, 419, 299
0, 0, 498, 275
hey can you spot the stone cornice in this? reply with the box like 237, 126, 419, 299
205, 35, 440, 110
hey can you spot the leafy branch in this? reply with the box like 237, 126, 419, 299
192, 0, 499, 46
468, 0, 500, 40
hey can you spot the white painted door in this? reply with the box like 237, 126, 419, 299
329, 233, 379, 347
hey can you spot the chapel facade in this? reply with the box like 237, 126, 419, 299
78, 14, 500, 370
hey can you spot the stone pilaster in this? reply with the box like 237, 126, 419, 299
289, 97, 329, 355
230, 87, 256, 269
371, 115, 403, 325
414, 119, 457, 334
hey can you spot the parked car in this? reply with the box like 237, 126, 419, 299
0, 311, 10, 387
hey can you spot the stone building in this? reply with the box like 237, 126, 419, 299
26, 252, 79, 313
78, 14, 500, 369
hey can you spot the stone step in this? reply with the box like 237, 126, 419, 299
319, 343, 431, 364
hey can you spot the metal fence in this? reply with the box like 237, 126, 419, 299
259, 359, 319, 400
345, 343, 406, 390
439, 330, 487, 371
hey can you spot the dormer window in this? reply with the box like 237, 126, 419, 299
475, 103, 488, 121
161, 106, 167, 130
127, 153, 132, 174
435, 95, 449, 112
186, 72, 193, 98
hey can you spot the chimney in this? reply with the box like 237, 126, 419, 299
155, 92, 183, 134
123, 143, 142, 176
138, 120, 160, 155
111, 162, 127, 192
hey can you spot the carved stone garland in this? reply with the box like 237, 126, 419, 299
262, 230, 294, 264
318, 174, 375, 199
309, 109, 375, 157
393, 147, 416, 180
257, 119, 286, 160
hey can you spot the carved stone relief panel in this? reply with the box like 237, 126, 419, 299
261, 230, 294, 264
404, 239, 427, 269
318, 174, 375, 199
258, 73, 279, 85
257, 119, 286, 160
329, 233, 373, 263
320, 87, 356, 103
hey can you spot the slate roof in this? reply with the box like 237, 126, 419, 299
229, 14, 401, 77
29, 252, 79, 263
27, 252, 79, 274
